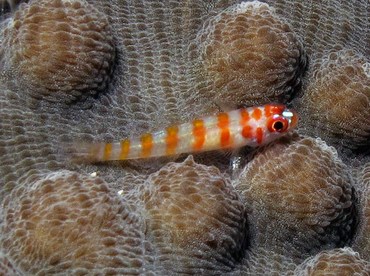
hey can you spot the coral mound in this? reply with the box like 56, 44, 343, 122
0, 0, 369, 275
0, 0, 115, 106
0, 252, 22, 275
295, 49, 370, 152
197, 1, 307, 106
296, 247, 370, 275
239, 248, 297, 275
353, 162, 370, 261
236, 135, 357, 259
0, 171, 145, 275
142, 155, 247, 274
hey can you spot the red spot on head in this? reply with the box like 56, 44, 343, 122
251, 108, 262, 120
264, 104, 285, 117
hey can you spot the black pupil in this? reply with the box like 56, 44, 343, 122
273, 121, 284, 131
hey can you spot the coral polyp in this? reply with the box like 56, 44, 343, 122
295, 50, 370, 153
1, 0, 115, 106
353, 162, 370, 261
197, 1, 307, 106
236, 135, 357, 259
1, 171, 145, 274
296, 247, 370, 275
141, 156, 247, 274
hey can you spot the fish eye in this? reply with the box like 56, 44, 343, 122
273, 121, 285, 131
267, 117, 289, 133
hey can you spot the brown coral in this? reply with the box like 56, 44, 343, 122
196, 1, 307, 106
353, 162, 370, 261
0, 0, 115, 106
264, 0, 369, 57
296, 247, 370, 275
0, 171, 146, 274
295, 50, 370, 152
236, 135, 357, 259
0, 0, 369, 274
0, 252, 22, 275
141, 156, 247, 274
238, 248, 296, 275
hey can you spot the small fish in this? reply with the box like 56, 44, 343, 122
70, 104, 298, 162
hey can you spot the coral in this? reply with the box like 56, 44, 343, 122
263, 0, 369, 57
0, 0, 115, 106
236, 248, 296, 275
0, 171, 146, 274
0, 83, 68, 203
236, 135, 357, 259
0, 251, 22, 275
0, 0, 369, 275
141, 156, 247, 274
353, 162, 370, 261
296, 247, 370, 275
196, 1, 307, 106
294, 50, 370, 152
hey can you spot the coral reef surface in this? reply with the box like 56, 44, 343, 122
0, 0, 369, 275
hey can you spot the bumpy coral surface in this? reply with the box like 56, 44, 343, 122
236, 136, 357, 259
294, 50, 370, 153
141, 156, 247, 274
1, 0, 115, 106
0, 0, 369, 274
296, 247, 370, 275
353, 162, 370, 261
0, 251, 21, 275
196, 1, 307, 106
1, 171, 146, 274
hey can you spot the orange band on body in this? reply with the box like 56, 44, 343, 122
166, 126, 179, 155
217, 112, 231, 148
192, 119, 206, 151
240, 109, 254, 139
240, 108, 250, 125
120, 139, 130, 160
103, 143, 112, 160
140, 133, 153, 158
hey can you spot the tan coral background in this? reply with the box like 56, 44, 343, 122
0, 0, 369, 275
